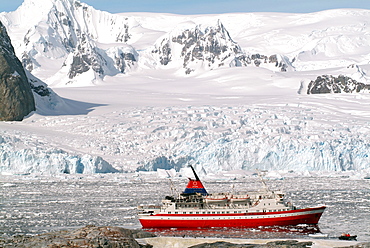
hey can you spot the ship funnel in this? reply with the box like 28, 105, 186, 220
183, 165, 208, 195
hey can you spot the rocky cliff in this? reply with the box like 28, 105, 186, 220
0, 21, 35, 121
152, 20, 290, 74
307, 75, 370, 94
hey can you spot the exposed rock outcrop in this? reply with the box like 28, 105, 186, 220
152, 20, 290, 74
307, 75, 370, 94
232, 53, 289, 72
0, 21, 35, 121
153, 20, 242, 74
0, 225, 154, 248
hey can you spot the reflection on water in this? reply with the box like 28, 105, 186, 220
0, 175, 369, 241
147, 225, 321, 239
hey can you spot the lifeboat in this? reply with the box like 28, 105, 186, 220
205, 196, 228, 204
230, 195, 250, 203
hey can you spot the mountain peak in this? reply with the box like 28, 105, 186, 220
6, 0, 86, 29
152, 20, 242, 74
21, 0, 79, 8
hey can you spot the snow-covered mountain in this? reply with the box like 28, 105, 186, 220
1, 0, 370, 175
2, 0, 369, 86
150, 20, 290, 74
0, 0, 138, 86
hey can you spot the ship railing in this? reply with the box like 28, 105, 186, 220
137, 204, 161, 210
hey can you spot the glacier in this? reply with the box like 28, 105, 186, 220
1, 100, 370, 175
0, 134, 118, 174
0, 0, 370, 175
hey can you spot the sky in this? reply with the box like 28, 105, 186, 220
1, 0, 369, 14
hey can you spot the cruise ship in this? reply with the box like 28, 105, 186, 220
137, 166, 326, 229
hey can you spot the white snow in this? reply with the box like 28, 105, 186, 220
0, 0, 370, 175
139, 236, 361, 248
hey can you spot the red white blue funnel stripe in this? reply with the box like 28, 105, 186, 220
183, 165, 208, 195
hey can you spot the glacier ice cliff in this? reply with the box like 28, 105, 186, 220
0, 135, 119, 175
1, 104, 370, 175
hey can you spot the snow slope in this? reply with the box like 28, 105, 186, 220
0, 0, 370, 175
1, 1, 369, 86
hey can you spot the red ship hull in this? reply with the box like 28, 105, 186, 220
139, 206, 325, 229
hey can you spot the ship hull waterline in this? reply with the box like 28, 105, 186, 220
139, 206, 326, 229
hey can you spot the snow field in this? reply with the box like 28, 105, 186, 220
1, 91, 370, 175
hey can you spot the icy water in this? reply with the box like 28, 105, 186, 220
0, 174, 369, 241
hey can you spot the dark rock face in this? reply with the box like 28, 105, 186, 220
68, 36, 105, 79
115, 51, 137, 73
0, 21, 35, 121
67, 37, 137, 79
153, 20, 242, 74
153, 20, 289, 74
0, 225, 154, 248
307, 75, 370, 94
232, 53, 288, 72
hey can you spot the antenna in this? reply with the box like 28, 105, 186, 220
257, 170, 270, 192
166, 170, 178, 196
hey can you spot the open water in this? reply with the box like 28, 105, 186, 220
0, 174, 369, 241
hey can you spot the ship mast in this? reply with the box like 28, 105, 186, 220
166, 170, 178, 196
257, 170, 270, 192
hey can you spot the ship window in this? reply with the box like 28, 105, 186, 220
168, 212, 171, 214
189, 212, 193, 214
234, 211, 237, 213
175, 212, 178, 214
196, 212, 199, 214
